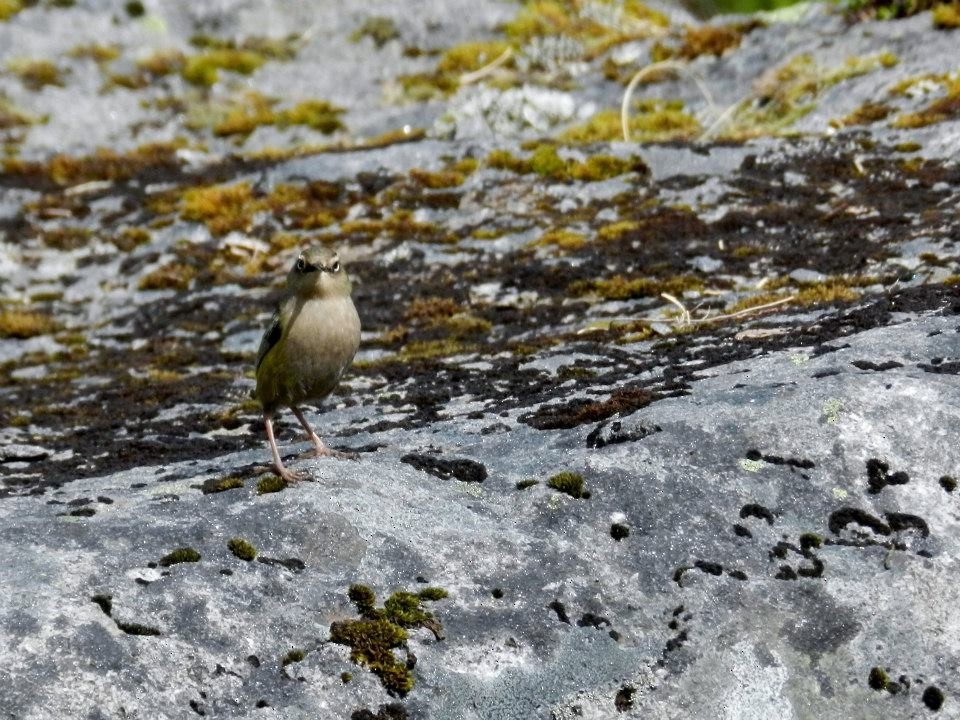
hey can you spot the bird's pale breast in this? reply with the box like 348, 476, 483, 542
256, 295, 360, 409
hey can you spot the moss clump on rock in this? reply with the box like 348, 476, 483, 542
0, 308, 58, 339
256, 476, 288, 495
282, 648, 306, 666
158, 547, 201, 567
330, 584, 447, 695
547, 471, 589, 498
228, 538, 257, 561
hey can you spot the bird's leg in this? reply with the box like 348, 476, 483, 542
291, 405, 358, 460
264, 412, 310, 483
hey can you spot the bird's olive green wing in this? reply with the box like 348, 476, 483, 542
256, 310, 282, 371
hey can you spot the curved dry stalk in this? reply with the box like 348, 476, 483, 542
699, 97, 741, 141
691, 295, 796, 325
621, 59, 718, 142
660, 292, 692, 326
459, 47, 514, 86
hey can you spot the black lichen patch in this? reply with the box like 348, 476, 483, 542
923, 685, 946, 711
739, 503, 775, 525
886, 512, 929, 537
615, 685, 635, 712
919, 359, 960, 375
228, 537, 257, 561
745, 449, 815, 470
350, 703, 409, 720
866, 458, 910, 494
91, 594, 113, 616
547, 471, 589, 499
586, 421, 661, 448
116, 620, 162, 636
330, 584, 446, 696
674, 560, 739, 585
399, 453, 487, 483
610, 523, 630, 541
522, 388, 655, 430
828, 507, 891, 536
939, 475, 956, 492
548, 599, 572, 624
68, 506, 96, 517
851, 359, 903, 371
158, 547, 201, 567
516, 479, 539, 490
257, 556, 305, 572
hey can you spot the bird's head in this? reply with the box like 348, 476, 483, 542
286, 247, 351, 299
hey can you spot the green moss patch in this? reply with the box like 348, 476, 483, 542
282, 648, 306, 666
228, 537, 257, 561
158, 547, 201, 567
256, 476, 288, 495
547, 471, 588, 498
201, 476, 244, 494
329, 584, 447, 696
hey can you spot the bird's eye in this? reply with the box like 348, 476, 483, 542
295, 257, 306, 272
331, 261, 340, 273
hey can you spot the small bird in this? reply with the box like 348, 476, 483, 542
255, 247, 361, 482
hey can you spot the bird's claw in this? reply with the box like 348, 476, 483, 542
274, 466, 312, 484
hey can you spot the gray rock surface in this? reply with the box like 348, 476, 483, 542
1, 0, 959, 718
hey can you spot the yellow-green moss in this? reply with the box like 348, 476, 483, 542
39, 227, 91, 250
8, 59, 64, 91
596, 220, 640, 242
547, 471, 588, 498
227, 537, 257, 561
933, 2, 960, 27
2, 141, 183, 186
112, 227, 151, 252
0, 0, 24, 21
570, 154, 645, 181
531, 228, 587, 251
181, 182, 258, 236
409, 168, 466, 189
891, 78, 960, 128
329, 618, 412, 694
193, 91, 345, 139
182, 49, 265, 86
139, 263, 196, 291
571, 274, 704, 300
282, 648, 306, 666
728, 281, 858, 313
0, 309, 58, 339
350, 16, 400, 47
444, 313, 492, 339
561, 102, 699, 144
0, 95, 35, 128
67, 43, 121, 63
723, 52, 899, 139
328, 583, 446, 696
158, 547, 201, 567
257, 476, 288, 494
831, 101, 893, 127
207, 476, 244, 493
676, 20, 763, 59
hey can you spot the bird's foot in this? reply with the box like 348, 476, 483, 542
273, 465, 312, 484
298, 445, 359, 461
